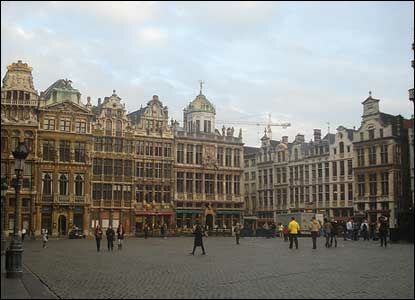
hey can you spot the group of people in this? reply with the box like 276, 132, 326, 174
94, 224, 125, 252
143, 223, 168, 239
282, 215, 390, 250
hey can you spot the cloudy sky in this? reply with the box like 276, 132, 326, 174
1, 1, 413, 146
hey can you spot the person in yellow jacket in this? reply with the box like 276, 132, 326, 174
288, 217, 300, 249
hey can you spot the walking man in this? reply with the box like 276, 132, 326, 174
330, 219, 338, 248
190, 222, 206, 255
346, 218, 353, 240
234, 223, 241, 245
94, 225, 103, 252
288, 217, 300, 249
106, 225, 115, 251
323, 218, 333, 248
117, 224, 125, 250
309, 216, 321, 249
379, 217, 388, 247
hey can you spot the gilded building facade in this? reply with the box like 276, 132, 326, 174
173, 90, 244, 231
1, 60, 39, 237
37, 79, 94, 236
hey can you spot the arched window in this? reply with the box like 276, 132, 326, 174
59, 174, 68, 195
11, 130, 20, 151
339, 142, 344, 154
116, 120, 122, 135
1, 130, 8, 153
105, 119, 112, 136
75, 174, 84, 196
43, 173, 52, 195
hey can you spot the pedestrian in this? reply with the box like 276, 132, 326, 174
278, 223, 284, 238
283, 225, 289, 242
144, 224, 149, 239
341, 221, 347, 241
160, 223, 166, 239
360, 219, 369, 241
234, 223, 241, 245
190, 222, 206, 255
117, 224, 125, 250
42, 228, 48, 248
346, 218, 353, 240
323, 218, 333, 248
308, 216, 321, 249
353, 220, 360, 241
288, 217, 300, 249
379, 217, 388, 247
106, 225, 115, 251
22, 228, 27, 241
330, 219, 338, 248
94, 224, 103, 252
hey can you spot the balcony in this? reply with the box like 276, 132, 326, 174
42, 195, 53, 202
58, 195, 70, 203
74, 196, 84, 203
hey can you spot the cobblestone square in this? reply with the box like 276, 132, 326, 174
18, 237, 414, 299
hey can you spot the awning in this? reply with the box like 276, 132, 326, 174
216, 211, 242, 215
175, 210, 203, 214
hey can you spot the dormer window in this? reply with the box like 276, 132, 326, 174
368, 129, 375, 140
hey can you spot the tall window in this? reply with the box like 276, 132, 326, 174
318, 163, 323, 178
340, 184, 345, 200
94, 137, 103, 151
74, 142, 86, 162
163, 186, 171, 202
154, 143, 162, 156
332, 162, 337, 178
186, 144, 194, 164
339, 160, 345, 176
136, 185, 144, 202
369, 173, 377, 196
136, 141, 145, 155
42, 173, 52, 195
332, 184, 338, 201
104, 159, 113, 175
145, 162, 153, 177
103, 184, 112, 200
116, 120, 122, 136
234, 149, 241, 167
325, 185, 330, 201
205, 174, 215, 195
104, 137, 112, 152
59, 140, 71, 162
136, 162, 144, 177
225, 175, 232, 195
217, 174, 224, 194
312, 164, 316, 179
177, 172, 184, 193
163, 163, 171, 178
113, 185, 122, 201
234, 175, 240, 195
369, 146, 376, 165
155, 185, 162, 202
217, 147, 224, 166
368, 129, 375, 140
347, 160, 353, 176
24, 131, 34, 153
105, 120, 112, 136
324, 163, 329, 179
114, 159, 123, 176
60, 119, 71, 132
124, 140, 133, 153
348, 183, 353, 200
381, 172, 389, 195
177, 144, 184, 163
154, 163, 162, 178
43, 140, 55, 161
93, 158, 102, 175
114, 138, 123, 152
124, 185, 132, 202
124, 160, 132, 177
74, 174, 84, 196
186, 173, 193, 193
357, 148, 365, 167
225, 148, 232, 167
1, 130, 8, 153
379, 128, 384, 138
339, 142, 344, 153
358, 174, 365, 196
59, 174, 68, 195
93, 183, 102, 200
163, 143, 172, 157
196, 145, 203, 164
380, 144, 388, 164
195, 173, 202, 193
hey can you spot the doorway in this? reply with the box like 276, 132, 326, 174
58, 215, 67, 236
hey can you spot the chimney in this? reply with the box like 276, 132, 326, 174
295, 134, 305, 143
314, 129, 321, 143
98, 98, 101, 106
282, 136, 288, 144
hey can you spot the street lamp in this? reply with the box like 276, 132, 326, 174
1, 178, 8, 256
6, 142, 29, 278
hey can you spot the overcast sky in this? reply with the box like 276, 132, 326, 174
1, 1, 413, 146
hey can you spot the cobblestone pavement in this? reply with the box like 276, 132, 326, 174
20, 236, 414, 299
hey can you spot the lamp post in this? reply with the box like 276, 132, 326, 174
6, 142, 29, 278
1, 179, 8, 256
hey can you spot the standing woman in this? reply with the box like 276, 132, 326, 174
117, 224, 125, 250
190, 222, 206, 255
94, 224, 103, 252
323, 218, 333, 248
